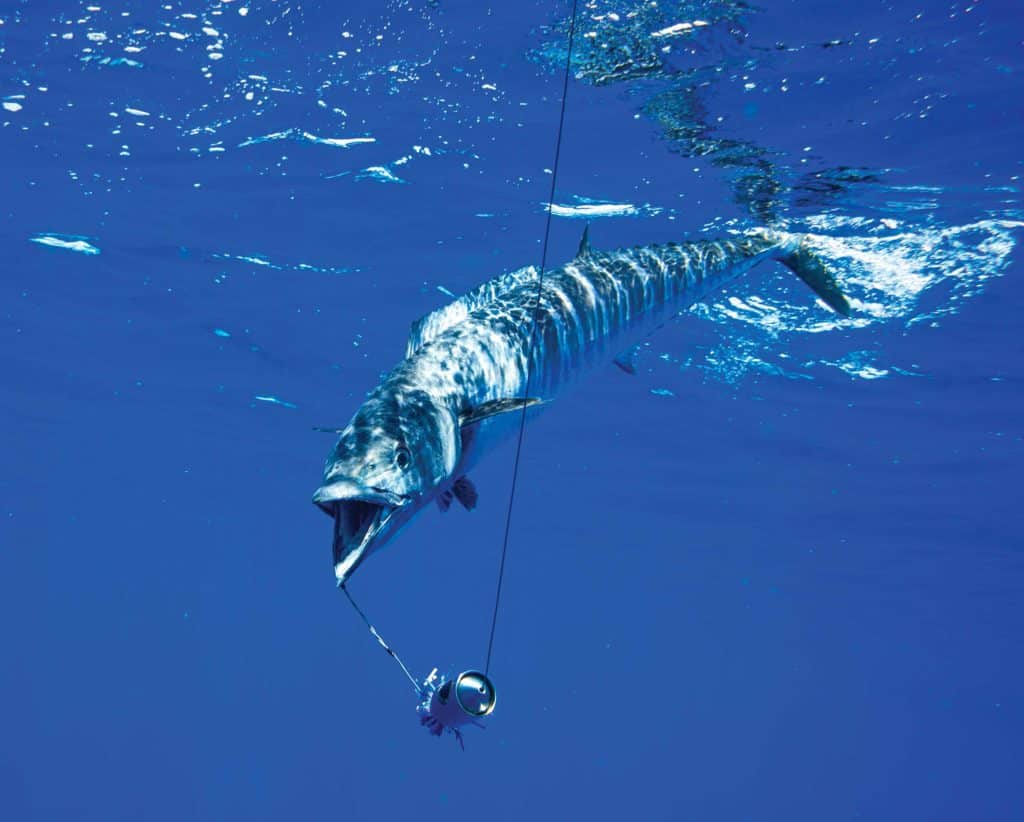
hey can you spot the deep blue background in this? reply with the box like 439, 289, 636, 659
2, 1, 1022, 819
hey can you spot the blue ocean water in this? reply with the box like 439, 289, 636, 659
2, 0, 1022, 819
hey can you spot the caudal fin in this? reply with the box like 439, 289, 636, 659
776, 239, 851, 316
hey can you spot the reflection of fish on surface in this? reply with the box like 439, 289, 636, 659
312, 227, 851, 584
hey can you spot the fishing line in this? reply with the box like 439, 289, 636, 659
485, 0, 580, 676
341, 583, 423, 696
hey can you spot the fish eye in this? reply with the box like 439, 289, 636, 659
395, 447, 411, 470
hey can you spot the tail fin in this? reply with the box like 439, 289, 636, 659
776, 239, 851, 316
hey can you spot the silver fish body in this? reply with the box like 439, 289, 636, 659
314, 228, 849, 583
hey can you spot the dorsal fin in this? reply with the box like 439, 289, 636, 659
577, 224, 592, 259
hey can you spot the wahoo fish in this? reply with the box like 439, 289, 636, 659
313, 227, 850, 584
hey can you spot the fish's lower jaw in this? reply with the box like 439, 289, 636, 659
334, 544, 368, 586
324, 494, 399, 585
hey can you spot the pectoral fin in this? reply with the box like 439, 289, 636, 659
452, 477, 478, 511
459, 397, 544, 428
437, 478, 478, 512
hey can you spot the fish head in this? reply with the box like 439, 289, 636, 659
312, 388, 459, 584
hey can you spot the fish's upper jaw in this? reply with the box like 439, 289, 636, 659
312, 479, 406, 514
312, 480, 410, 585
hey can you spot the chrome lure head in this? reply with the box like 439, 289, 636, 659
418, 670, 496, 749
312, 387, 459, 584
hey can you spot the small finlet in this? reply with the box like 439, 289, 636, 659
613, 345, 640, 375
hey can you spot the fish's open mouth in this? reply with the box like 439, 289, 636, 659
334, 498, 389, 549
313, 481, 406, 584
327, 498, 394, 583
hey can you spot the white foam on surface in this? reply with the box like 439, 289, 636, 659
254, 395, 297, 409
651, 22, 707, 38
212, 250, 356, 276
549, 202, 638, 218
355, 165, 405, 184
30, 234, 101, 255
237, 128, 375, 149
547, 198, 664, 219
